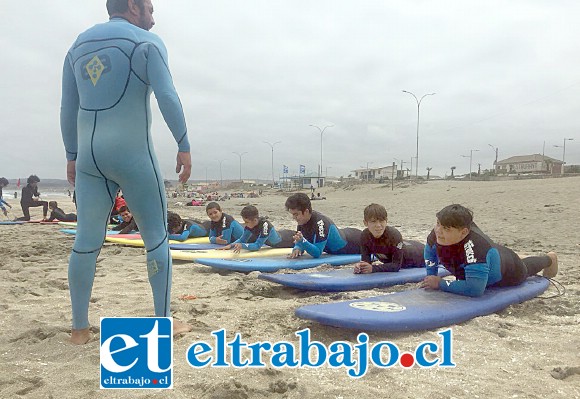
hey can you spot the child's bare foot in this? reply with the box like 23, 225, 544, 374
70, 328, 91, 345
543, 252, 558, 279
173, 319, 192, 336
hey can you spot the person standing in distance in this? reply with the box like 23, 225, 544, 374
60, 0, 192, 344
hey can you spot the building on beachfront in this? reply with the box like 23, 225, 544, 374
495, 154, 564, 175
352, 164, 399, 181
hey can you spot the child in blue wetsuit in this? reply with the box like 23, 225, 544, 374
285, 193, 361, 259
205, 202, 244, 244
167, 211, 211, 241
353, 203, 424, 274
420, 204, 558, 297
220, 205, 294, 252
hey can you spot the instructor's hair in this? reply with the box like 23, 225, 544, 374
436, 204, 473, 229
285, 193, 312, 213
0, 177, 8, 186
363, 203, 388, 222
240, 205, 259, 220
27, 175, 40, 184
106, 0, 145, 16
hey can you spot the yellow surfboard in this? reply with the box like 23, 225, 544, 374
58, 221, 116, 228
105, 236, 210, 247
171, 247, 293, 261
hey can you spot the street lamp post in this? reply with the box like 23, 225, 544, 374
402, 90, 436, 179
263, 141, 281, 187
488, 144, 498, 174
232, 151, 248, 182
461, 149, 480, 180
309, 124, 334, 181
554, 138, 574, 174
217, 159, 225, 188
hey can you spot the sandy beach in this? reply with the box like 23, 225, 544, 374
0, 177, 578, 398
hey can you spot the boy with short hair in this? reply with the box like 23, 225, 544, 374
206, 202, 244, 245
285, 193, 361, 258
420, 204, 558, 297
167, 211, 210, 241
354, 203, 424, 274
220, 205, 294, 252
111, 206, 139, 234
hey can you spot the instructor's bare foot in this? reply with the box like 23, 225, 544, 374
173, 319, 192, 336
543, 252, 558, 279
70, 328, 91, 345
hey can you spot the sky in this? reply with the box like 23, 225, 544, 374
1, 0, 579, 182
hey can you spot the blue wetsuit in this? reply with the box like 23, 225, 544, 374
232, 218, 294, 250
208, 213, 244, 244
294, 211, 361, 258
0, 187, 9, 213
169, 219, 211, 241
424, 223, 551, 297
60, 17, 189, 329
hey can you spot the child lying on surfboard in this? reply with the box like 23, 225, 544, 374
218, 205, 294, 252
420, 204, 558, 297
353, 203, 424, 274
167, 211, 211, 241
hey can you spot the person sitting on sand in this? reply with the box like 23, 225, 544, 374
46, 201, 77, 222
285, 192, 361, 259
111, 206, 139, 234
354, 203, 424, 274
167, 211, 211, 241
219, 205, 295, 252
420, 204, 558, 297
16, 175, 48, 221
0, 177, 13, 217
206, 202, 244, 245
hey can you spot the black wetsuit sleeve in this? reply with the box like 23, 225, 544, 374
118, 219, 138, 234
360, 230, 373, 263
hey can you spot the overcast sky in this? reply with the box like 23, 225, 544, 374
1, 1, 579, 182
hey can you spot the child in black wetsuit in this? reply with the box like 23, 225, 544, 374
354, 203, 424, 274
16, 175, 48, 221
47, 201, 77, 222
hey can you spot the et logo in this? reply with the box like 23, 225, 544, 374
100, 317, 173, 389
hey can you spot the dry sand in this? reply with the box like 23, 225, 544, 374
0, 177, 579, 398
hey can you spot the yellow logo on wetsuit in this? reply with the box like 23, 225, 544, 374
85, 55, 105, 86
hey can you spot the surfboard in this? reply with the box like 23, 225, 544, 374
259, 267, 450, 291
169, 243, 224, 250
105, 236, 210, 246
58, 221, 116, 228
0, 221, 24, 225
196, 254, 361, 272
295, 276, 550, 332
60, 229, 122, 235
171, 247, 294, 262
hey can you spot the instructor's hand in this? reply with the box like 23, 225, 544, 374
67, 160, 76, 186
176, 152, 192, 183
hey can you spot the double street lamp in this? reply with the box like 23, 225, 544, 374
488, 144, 498, 174
263, 141, 281, 187
232, 151, 248, 182
402, 90, 436, 178
309, 124, 334, 179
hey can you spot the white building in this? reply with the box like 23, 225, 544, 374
352, 165, 398, 180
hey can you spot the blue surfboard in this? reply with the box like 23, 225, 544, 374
0, 221, 24, 225
259, 267, 450, 291
296, 276, 550, 331
196, 254, 361, 272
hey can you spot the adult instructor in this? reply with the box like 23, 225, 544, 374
60, 0, 192, 344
